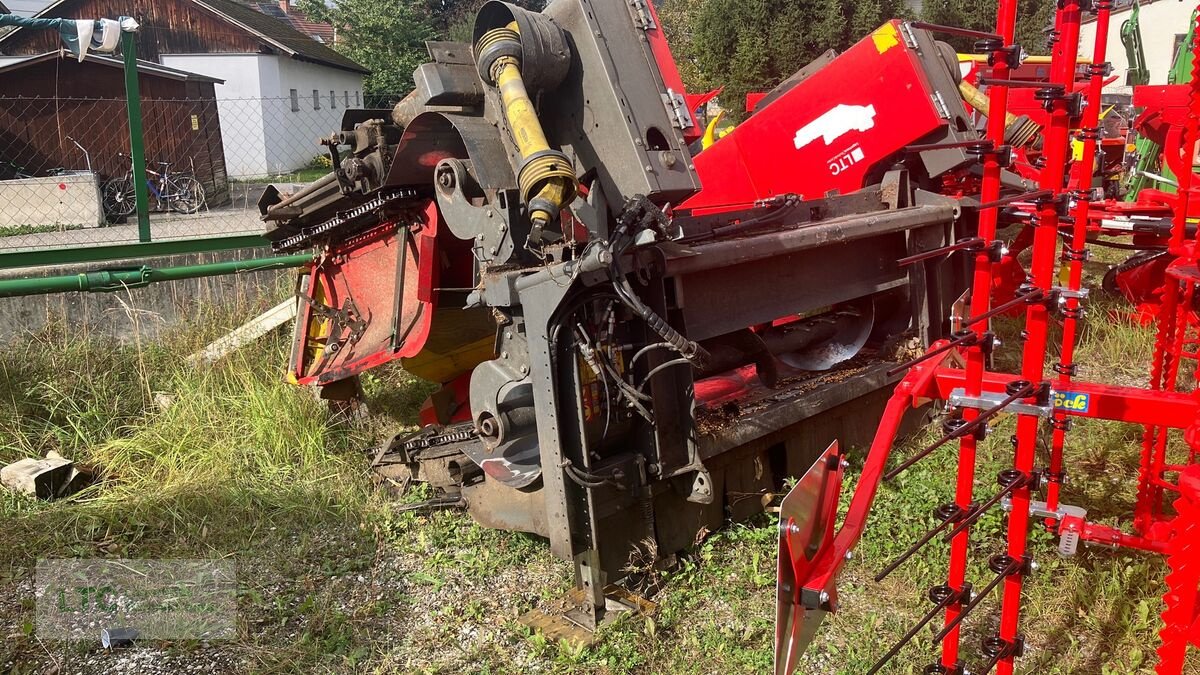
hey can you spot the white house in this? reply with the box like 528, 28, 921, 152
0, 0, 369, 178
1078, 0, 1194, 96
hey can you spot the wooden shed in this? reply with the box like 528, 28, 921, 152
0, 51, 230, 205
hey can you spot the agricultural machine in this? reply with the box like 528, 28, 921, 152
257, 0, 1200, 671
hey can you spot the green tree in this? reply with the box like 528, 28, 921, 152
296, 0, 436, 97
921, 0, 1056, 55
684, 0, 909, 122
296, 0, 548, 97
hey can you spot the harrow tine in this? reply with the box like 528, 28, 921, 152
875, 504, 965, 582
865, 585, 962, 675
905, 139, 995, 154
976, 77, 1062, 89
884, 382, 1034, 481
967, 189, 1054, 212
930, 555, 1026, 644
941, 470, 1031, 543
907, 21, 1001, 42
959, 290, 1043, 329
898, 237, 986, 267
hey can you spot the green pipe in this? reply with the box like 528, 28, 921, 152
122, 30, 153, 243
0, 253, 313, 298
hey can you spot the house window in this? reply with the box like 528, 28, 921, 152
313, 90, 320, 110
355, 91, 360, 106
289, 89, 299, 112
330, 90, 336, 108
344, 90, 349, 108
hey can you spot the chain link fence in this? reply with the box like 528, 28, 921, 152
0, 93, 401, 256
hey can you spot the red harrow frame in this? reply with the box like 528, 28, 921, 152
780, 1, 1200, 673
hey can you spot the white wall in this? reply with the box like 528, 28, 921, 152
1078, 0, 1194, 96
161, 53, 270, 178
160, 53, 364, 178
263, 56, 365, 175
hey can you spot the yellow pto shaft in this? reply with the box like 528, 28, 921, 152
476, 24, 578, 239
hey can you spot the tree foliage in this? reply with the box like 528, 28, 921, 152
296, 0, 546, 97
922, 0, 1056, 55
667, 0, 913, 122
295, 0, 435, 96
667, 0, 1053, 122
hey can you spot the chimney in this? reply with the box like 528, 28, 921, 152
278, 0, 288, 13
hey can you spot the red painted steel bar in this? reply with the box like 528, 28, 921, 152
937, 0, 1021, 664
1046, 0, 1114, 516
996, 0, 1084, 671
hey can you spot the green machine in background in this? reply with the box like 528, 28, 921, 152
1123, 4, 1198, 199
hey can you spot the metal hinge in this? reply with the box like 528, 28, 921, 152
661, 89, 693, 130
630, 0, 656, 30
931, 91, 951, 120
899, 22, 919, 49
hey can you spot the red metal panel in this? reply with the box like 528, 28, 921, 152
681, 21, 948, 213
292, 202, 440, 386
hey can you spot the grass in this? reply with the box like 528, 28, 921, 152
0, 223, 85, 238
0, 251, 1190, 673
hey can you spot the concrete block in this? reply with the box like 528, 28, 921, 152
0, 172, 103, 228
1, 457, 73, 499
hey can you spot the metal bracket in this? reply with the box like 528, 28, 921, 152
629, 0, 656, 30
947, 388, 1054, 418
1052, 286, 1090, 302
661, 89, 693, 130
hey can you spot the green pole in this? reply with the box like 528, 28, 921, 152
0, 254, 313, 298
122, 29, 152, 243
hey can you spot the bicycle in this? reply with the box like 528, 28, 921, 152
102, 154, 206, 219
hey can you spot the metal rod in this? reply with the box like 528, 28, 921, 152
0, 254, 313, 298
866, 591, 958, 675
976, 77, 1062, 89
1046, 0, 1114, 516
930, 559, 1017, 644
884, 382, 1034, 481
970, 189, 1054, 211
940, 0, 1023, 663
995, 1, 1086, 670
906, 139, 994, 153
960, 290, 1041, 329
887, 332, 977, 377
942, 478, 1027, 542
898, 237, 985, 267
122, 29, 152, 243
875, 510, 962, 582
909, 21, 1001, 41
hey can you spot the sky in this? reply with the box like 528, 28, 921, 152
6, 0, 54, 17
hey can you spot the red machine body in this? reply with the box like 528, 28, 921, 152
682, 22, 955, 214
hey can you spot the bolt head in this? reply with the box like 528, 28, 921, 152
844, 550, 854, 561
819, 591, 830, 604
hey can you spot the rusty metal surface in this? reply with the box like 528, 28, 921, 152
518, 584, 656, 648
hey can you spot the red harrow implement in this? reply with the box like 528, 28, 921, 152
779, 2, 1200, 673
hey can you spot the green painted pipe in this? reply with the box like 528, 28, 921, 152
0, 253, 313, 298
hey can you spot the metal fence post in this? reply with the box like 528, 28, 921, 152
122, 30, 151, 243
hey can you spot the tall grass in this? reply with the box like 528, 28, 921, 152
0, 295, 386, 568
